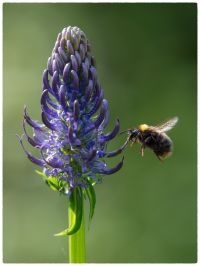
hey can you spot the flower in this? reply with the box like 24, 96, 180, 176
19, 26, 125, 197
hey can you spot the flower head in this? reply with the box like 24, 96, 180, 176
19, 26, 124, 197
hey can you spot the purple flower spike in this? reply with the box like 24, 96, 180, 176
19, 26, 125, 196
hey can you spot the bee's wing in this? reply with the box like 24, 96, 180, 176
154, 117, 179, 133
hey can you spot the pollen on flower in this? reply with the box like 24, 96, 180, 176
19, 26, 125, 196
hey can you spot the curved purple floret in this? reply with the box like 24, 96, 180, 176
18, 135, 46, 166
19, 26, 126, 195
97, 157, 124, 175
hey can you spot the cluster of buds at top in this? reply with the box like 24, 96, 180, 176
19, 26, 125, 200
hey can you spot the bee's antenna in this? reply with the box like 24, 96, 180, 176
119, 129, 129, 135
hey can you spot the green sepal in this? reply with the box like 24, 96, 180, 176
55, 187, 83, 236
35, 170, 68, 194
85, 179, 96, 222
35, 170, 47, 181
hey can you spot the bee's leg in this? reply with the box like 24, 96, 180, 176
140, 145, 145, 156
130, 138, 136, 147
130, 141, 134, 147
156, 155, 163, 161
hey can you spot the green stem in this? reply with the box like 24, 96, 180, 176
68, 199, 86, 263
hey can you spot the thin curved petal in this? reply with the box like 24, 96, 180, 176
51, 71, 59, 98
103, 119, 120, 141
87, 89, 104, 117
58, 46, 69, 63
63, 63, 71, 84
94, 100, 107, 128
96, 157, 124, 175
23, 119, 41, 147
41, 111, 57, 131
41, 90, 58, 118
43, 69, 53, 94
98, 100, 110, 130
18, 135, 45, 166
105, 139, 129, 158
59, 85, 68, 112
24, 107, 44, 130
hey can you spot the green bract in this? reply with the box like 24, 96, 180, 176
36, 170, 96, 235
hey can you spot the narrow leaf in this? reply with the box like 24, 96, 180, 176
55, 187, 83, 236
47, 177, 60, 191
35, 170, 47, 181
85, 179, 96, 222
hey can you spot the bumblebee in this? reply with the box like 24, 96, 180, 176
124, 117, 178, 160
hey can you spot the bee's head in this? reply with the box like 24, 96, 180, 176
120, 127, 140, 144
129, 128, 140, 138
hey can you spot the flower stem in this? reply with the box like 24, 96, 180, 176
68, 198, 86, 263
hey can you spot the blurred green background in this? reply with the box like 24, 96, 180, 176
3, 3, 197, 263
